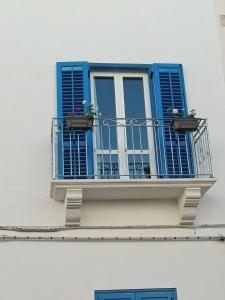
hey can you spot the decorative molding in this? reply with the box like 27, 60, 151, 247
65, 189, 83, 227
177, 187, 201, 225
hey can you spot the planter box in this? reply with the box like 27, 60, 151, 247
171, 118, 200, 132
65, 116, 93, 130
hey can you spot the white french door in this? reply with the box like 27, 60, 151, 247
90, 72, 156, 179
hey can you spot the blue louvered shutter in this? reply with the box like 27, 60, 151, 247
57, 62, 93, 179
95, 291, 135, 300
150, 64, 194, 178
95, 290, 177, 300
136, 290, 176, 300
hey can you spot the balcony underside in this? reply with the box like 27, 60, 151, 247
50, 178, 216, 226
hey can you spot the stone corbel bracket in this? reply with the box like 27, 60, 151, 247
65, 189, 83, 227
177, 187, 201, 225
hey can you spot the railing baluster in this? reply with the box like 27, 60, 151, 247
169, 126, 175, 175
131, 123, 136, 178
100, 123, 105, 178
108, 124, 113, 178
196, 132, 201, 176
51, 119, 56, 180
176, 132, 183, 178
123, 121, 128, 178
153, 122, 159, 178
69, 131, 72, 177
203, 121, 212, 177
85, 131, 88, 177
138, 124, 144, 178
205, 120, 213, 177
202, 124, 209, 176
161, 124, 168, 176
77, 132, 80, 177
184, 132, 191, 176
199, 127, 205, 176
61, 122, 64, 178
191, 132, 199, 178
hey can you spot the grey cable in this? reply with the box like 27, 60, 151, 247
0, 224, 225, 232
0, 235, 224, 242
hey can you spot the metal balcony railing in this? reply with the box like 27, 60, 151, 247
51, 117, 214, 180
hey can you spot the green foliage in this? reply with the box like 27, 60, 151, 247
86, 104, 96, 120
188, 109, 197, 119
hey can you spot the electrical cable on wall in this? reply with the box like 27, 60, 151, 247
0, 235, 224, 243
0, 223, 225, 232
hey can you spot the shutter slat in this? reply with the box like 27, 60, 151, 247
95, 290, 177, 300
151, 63, 194, 178
57, 62, 93, 179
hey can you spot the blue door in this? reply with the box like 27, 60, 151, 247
91, 72, 154, 179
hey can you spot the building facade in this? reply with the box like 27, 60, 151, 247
0, 1, 225, 300
215, 0, 225, 76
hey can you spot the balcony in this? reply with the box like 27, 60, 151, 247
50, 117, 216, 226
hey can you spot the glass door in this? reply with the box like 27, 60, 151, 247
90, 72, 155, 179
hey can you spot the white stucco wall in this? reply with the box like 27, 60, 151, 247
0, 239, 224, 300
0, 0, 224, 225
215, 0, 225, 76
0, 1, 225, 300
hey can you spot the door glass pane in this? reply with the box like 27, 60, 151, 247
128, 154, 150, 179
95, 77, 117, 149
123, 77, 148, 149
97, 154, 119, 179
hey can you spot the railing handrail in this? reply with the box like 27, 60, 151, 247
52, 116, 208, 121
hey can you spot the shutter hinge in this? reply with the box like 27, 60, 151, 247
150, 71, 154, 79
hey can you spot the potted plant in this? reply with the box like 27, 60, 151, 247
170, 108, 201, 132
65, 103, 96, 130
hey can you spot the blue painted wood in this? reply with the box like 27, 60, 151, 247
150, 63, 194, 178
57, 62, 152, 72
136, 290, 176, 300
95, 289, 177, 300
56, 62, 93, 179
96, 292, 135, 300
57, 61, 193, 179
89, 63, 152, 72
56, 61, 153, 179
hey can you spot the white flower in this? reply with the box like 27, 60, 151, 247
82, 100, 87, 105
173, 108, 178, 114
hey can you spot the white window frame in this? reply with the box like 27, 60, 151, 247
90, 71, 156, 178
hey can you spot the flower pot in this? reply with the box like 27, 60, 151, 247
65, 116, 93, 130
171, 118, 200, 132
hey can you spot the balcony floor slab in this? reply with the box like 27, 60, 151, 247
51, 178, 216, 202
